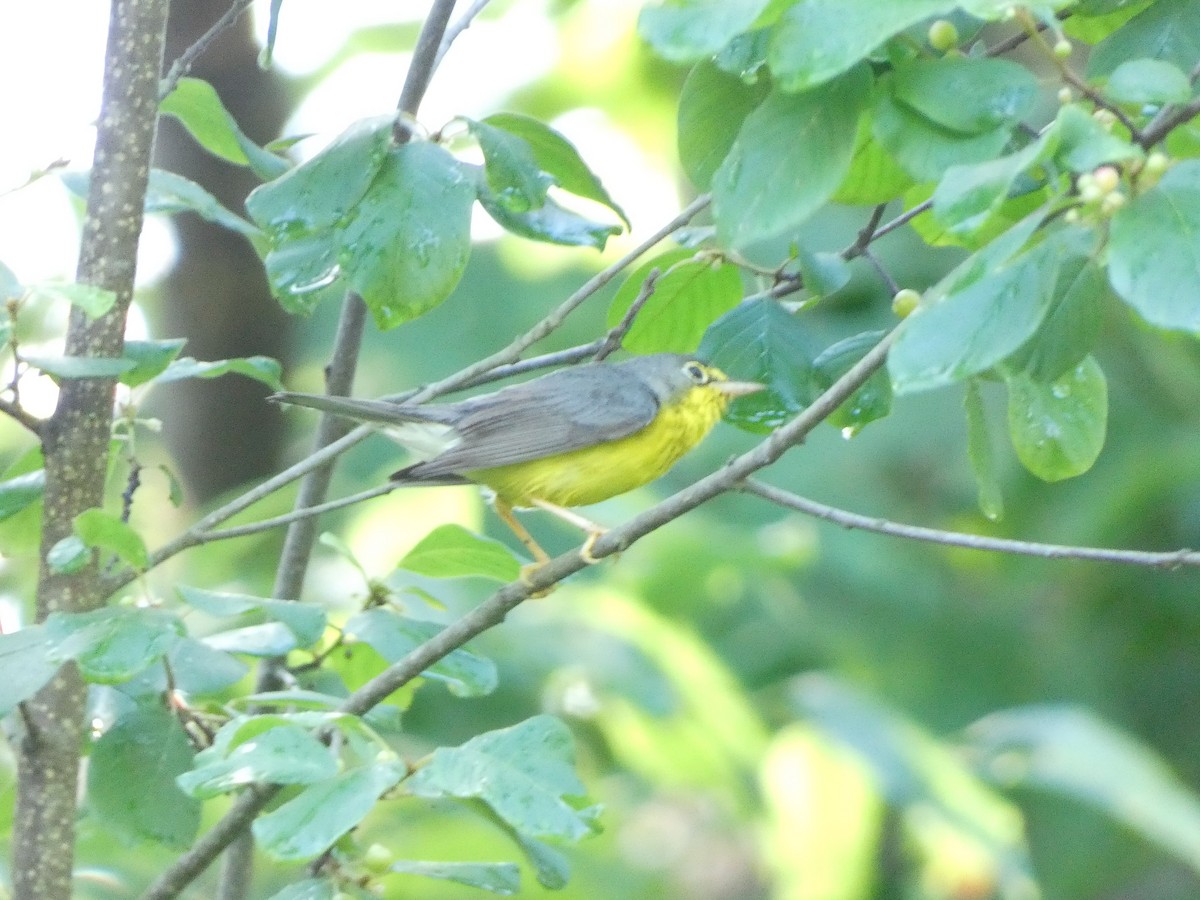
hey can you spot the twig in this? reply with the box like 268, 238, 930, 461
861, 248, 900, 295
434, 0, 493, 70
593, 268, 661, 361
0, 397, 43, 436
1139, 95, 1200, 149
393, 0, 457, 142
159, 0, 256, 99
741, 479, 1200, 569
197, 482, 399, 545
869, 199, 933, 244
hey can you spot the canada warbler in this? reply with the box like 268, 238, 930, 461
272, 353, 763, 565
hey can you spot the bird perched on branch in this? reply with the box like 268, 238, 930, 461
271, 353, 763, 570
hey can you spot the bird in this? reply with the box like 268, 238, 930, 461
271, 353, 764, 570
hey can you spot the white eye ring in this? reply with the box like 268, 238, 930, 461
683, 361, 709, 384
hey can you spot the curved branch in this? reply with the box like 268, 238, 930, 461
741, 479, 1200, 569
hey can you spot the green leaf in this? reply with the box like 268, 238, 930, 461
1053, 104, 1143, 173
677, 60, 768, 190
964, 380, 1004, 521
45, 607, 183, 683
466, 119, 554, 214
247, 115, 394, 234
971, 705, 1200, 873
388, 860, 521, 895
892, 57, 1039, 136
117, 338, 188, 388
831, 115, 915, 205
26, 281, 118, 319
1087, 0, 1200, 78
345, 608, 498, 698
46, 535, 89, 574
0, 626, 58, 715
398, 524, 523, 582
713, 68, 869, 251
1003, 258, 1106, 383
145, 169, 263, 237
1108, 160, 1200, 332
796, 250, 852, 300
482, 113, 628, 227
0, 469, 45, 521
872, 83, 1014, 184
341, 142, 476, 330
477, 184, 621, 250
768, 0, 955, 92
203, 623, 300, 657
167, 638, 248, 696
160, 77, 288, 179
638, 0, 772, 63
74, 507, 148, 569
178, 721, 338, 798
24, 355, 136, 380
88, 704, 199, 848
1005, 356, 1107, 481
406, 715, 597, 842
253, 759, 406, 861
1104, 58, 1193, 105
177, 585, 326, 646
699, 297, 820, 433
932, 131, 1057, 235
889, 225, 1085, 393
813, 331, 893, 435
153, 354, 284, 390
607, 254, 743, 354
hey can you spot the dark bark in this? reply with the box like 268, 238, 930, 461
154, 0, 295, 502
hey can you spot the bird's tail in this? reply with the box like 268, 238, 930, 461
271, 391, 461, 460
269, 391, 448, 426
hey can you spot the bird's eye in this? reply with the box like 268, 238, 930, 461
682, 361, 709, 384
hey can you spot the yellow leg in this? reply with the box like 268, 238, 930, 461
529, 499, 609, 565
493, 500, 555, 594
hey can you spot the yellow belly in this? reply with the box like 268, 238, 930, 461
470, 387, 727, 508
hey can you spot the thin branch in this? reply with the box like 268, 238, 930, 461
869, 199, 933, 244
741, 479, 1200, 569
0, 397, 43, 436
159, 0, 256, 99
198, 483, 399, 544
394, 0, 458, 142
861, 248, 900, 295
141, 322, 901, 898
593, 268, 661, 361
1139, 95, 1200, 149
434, 0, 493, 70
141, 786, 279, 900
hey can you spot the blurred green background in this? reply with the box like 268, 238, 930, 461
5, 1, 1200, 897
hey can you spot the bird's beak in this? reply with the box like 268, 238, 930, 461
714, 379, 766, 398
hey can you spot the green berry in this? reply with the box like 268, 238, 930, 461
928, 19, 959, 51
892, 289, 921, 319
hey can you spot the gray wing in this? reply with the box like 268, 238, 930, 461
409, 363, 661, 476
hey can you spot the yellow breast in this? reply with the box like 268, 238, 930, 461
470, 384, 730, 508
